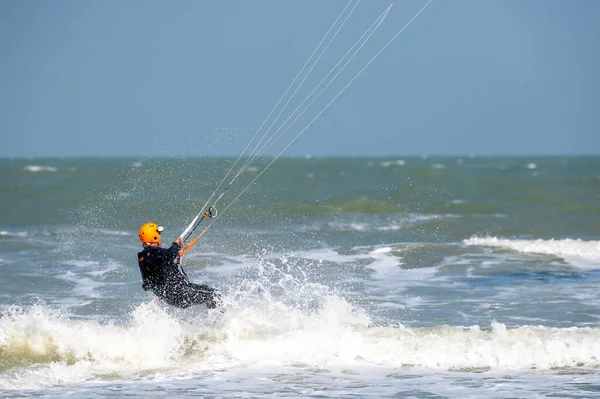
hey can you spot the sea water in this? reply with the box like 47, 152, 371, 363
0, 156, 599, 398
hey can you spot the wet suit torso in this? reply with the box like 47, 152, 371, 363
138, 242, 220, 309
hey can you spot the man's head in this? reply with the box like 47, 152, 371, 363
138, 222, 163, 247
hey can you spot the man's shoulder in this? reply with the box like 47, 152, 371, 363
141, 246, 173, 256
139, 247, 159, 256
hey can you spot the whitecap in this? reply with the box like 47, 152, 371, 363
464, 236, 600, 268
23, 165, 58, 172
379, 159, 406, 167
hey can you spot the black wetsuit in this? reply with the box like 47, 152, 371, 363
137, 242, 220, 309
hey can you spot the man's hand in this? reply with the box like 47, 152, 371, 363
174, 237, 183, 247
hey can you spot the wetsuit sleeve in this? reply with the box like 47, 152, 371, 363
150, 243, 179, 264
166, 242, 181, 260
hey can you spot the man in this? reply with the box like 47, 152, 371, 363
137, 222, 221, 309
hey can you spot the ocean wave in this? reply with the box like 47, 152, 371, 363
322, 214, 438, 233
296, 212, 441, 234
299, 197, 401, 215
377, 159, 406, 167
98, 228, 131, 236
463, 236, 600, 268
0, 231, 28, 238
2, 295, 600, 389
22, 165, 58, 173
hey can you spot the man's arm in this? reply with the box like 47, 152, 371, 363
166, 240, 182, 260
156, 239, 182, 264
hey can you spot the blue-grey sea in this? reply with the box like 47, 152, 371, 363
1, 156, 599, 398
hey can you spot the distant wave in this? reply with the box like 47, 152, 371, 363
464, 236, 600, 268
0, 230, 28, 238
98, 228, 130, 236
23, 165, 58, 172
376, 159, 406, 167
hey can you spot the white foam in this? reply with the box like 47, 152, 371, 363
361, 247, 403, 277
210, 305, 600, 372
23, 165, 58, 172
379, 159, 406, 167
0, 230, 28, 238
292, 246, 439, 282
290, 246, 401, 276
57, 271, 104, 298
464, 236, 600, 269
322, 213, 440, 233
2, 294, 600, 391
63, 259, 121, 274
292, 248, 360, 264
56, 260, 121, 298
0, 302, 185, 389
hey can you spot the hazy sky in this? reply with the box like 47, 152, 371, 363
1, 0, 598, 158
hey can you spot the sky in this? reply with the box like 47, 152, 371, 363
0, 0, 598, 158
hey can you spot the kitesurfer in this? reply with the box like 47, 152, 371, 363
137, 222, 221, 309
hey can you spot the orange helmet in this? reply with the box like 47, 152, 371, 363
138, 222, 164, 244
